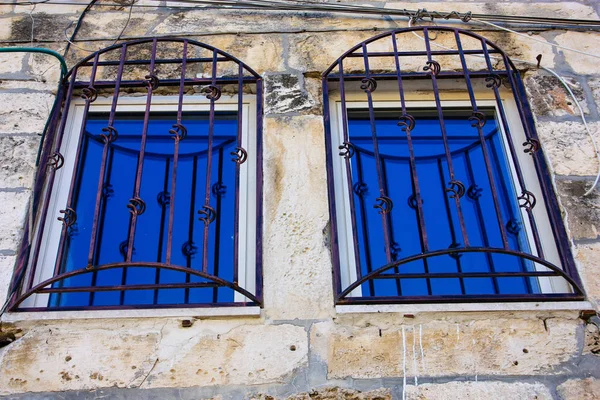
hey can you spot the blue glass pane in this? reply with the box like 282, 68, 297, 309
347, 108, 539, 298
51, 111, 238, 307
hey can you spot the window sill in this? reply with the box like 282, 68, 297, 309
1, 306, 262, 322
335, 301, 594, 315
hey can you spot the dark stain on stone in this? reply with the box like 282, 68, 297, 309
11, 13, 72, 42
265, 74, 315, 115
556, 179, 600, 241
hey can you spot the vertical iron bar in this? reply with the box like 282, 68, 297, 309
201, 49, 218, 274
391, 31, 431, 295
88, 45, 128, 268
126, 38, 158, 262
166, 40, 188, 265
361, 42, 393, 262
154, 158, 170, 304
464, 150, 500, 294
423, 27, 470, 247
380, 159, 402, 296
355, 152, 376, 296
232, 62, 243, 288
184, 155, 199, 304
254, 78, 264, 303
454, 31, 509, 249
53, 53, 101, 278
339, 59, 364, 283
26, 70, 78, 291
212, 147, 224, 303
437, 158, 466, 295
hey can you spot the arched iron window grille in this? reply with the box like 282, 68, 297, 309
322, 27, 584, 304
7, 38, 263, 311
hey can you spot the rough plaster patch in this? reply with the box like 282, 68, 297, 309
405, 381, 553, 400
203, 35, 285, 75
0, 191, 30, 252
573, 242, 600, 304
0, 136, 39, 188
262, 115, 334, 320
556, 179, 600, 241
557, 378, 600, 400
312, 317, 580, 379
0, 255, 16, 307
0, 92, 54, 134
265, 74, 316, 115
254, 387, 392, 399
554, 32, 598, 75
524, 74, 588, 117
537, 121, 600, 177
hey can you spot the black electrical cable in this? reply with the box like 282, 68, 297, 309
63, 0, 98, 57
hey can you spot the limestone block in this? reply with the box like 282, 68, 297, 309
14, 3, 86, 14
0, 136, 39, 188
254, 387, 392, 399
573, 242, 600, 305
556, 179, 600, 242
77, 11, 159, 39
557, 378, 600, 400
404, 381, 553, 400
583, 322, 600, 355
0, 92, 55, 134
524, 74, 588, 117
0, 18, 13, 41
312, 317, 580, 379
0, 191, 30, 252
265, 74, 317, 115
262, 116, 334, 320
9, 13, 75, 42
536, 121, 600, 177
554, 32, 598, 76
144, 323, 308, 389
586, 77, 600, 114
0, 51, 25, 76
0, 255, 16, 308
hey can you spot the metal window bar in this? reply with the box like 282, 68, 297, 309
322, 27, 585, 304
7, 38, 264, 311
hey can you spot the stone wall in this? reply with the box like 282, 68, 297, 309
0, 0, 600, 398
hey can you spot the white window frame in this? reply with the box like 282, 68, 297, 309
328, 90, 570, 298
22, 94, 258, 309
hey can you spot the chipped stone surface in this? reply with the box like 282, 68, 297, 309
583, 322, 600, 356
0, 255, 16, 308
554, 32, 598, 76
537, 121, 600, 177
312, 317, 580, 379
556, 179, 600, 242
0, 191, 30, 252
405, 381, 553, 400
262, 115, 334, 320
557, 378, 600, 400
0, 136, 39, 188
265, 74, 317, 115
573, 242, 600, 304
524, 74, 588, 117
254, 387, 392, 399
0, 92, 55, 134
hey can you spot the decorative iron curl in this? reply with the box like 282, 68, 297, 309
58, 207, 77, 228
506, 219, 521, 235
374, 196, 393, 214
398, 114, 416, 132
127, 197, 146, 216
467, 184, 483, 200
390, 242, 401, 261
198, 205, 216, 225
181, 241, 198, 257
353, 182, 368, 196
145, 74, 159, 90
423, 60, 441, 76
485, 74, 502, 89
102, 183, 114, 198
101, 126, 118, 143
407, 194, 423, 210
202, 85, 222, 100
469, 111, 487, 128
446, 180, 466, 199
212, 182, 227, 197
518, 190, 537, 211
157, 191, 170, 207
523, 138, 540, 155
46, 152, 64, 170
119, 240, 134, 258
448, 242, 463, 260
338, 142, 356, 159
231, 147, 248, 164
360, 77, 377, 93
169, 123, 187, 141
81, 87, 98, 102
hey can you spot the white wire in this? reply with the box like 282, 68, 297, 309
407, 17, 600, 196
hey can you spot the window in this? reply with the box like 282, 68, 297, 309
322, 27, 584, 304
7, 39, 263, 311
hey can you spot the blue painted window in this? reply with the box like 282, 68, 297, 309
346, 108, 540, 298
50, 111, 240, 307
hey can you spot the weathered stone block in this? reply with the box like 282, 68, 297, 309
254, 387, 392, 399
557, 378, 600, 400
524, 74, 588, 117
554, 32, 597, 76
9, 13, 75, 42
312, 316, 580, 379
583, 322, 600, 355
573, 242, 600, 304
265, 74, 317, 115
536, 121, 600, 177
0, 92, 55, 134
0, 136, 39, 188
0, 191, 30, 252
0, 51, 25, 76
0, 255, 16, 308
77, 11, 159, 39
262, 115, 334, 320
556, 179, 600, 242
404, 381, 553, 400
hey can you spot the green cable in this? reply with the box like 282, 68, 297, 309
0, 47, 68, 165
